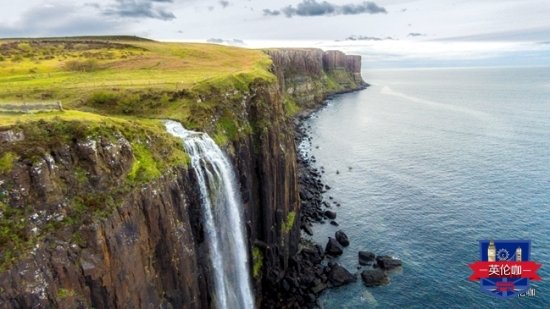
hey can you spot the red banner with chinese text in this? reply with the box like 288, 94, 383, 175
468, 261, 542, 281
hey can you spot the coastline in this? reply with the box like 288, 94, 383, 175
276, 82, 407, 308
261, 85, 368, 308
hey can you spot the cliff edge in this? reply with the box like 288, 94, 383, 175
0, 39, 366, 308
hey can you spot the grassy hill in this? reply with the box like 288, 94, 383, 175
0, 37, 272, 100
0, 37, 274, 124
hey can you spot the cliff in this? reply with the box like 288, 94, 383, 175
266, 49, 366, 111
0, 40, 365, 308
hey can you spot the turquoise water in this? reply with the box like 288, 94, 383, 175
306, 67, 550, 308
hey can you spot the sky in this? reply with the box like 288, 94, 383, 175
1, 0, 550, 68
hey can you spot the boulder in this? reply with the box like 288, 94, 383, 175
327, 264, 356, 287
376, 256, 402, 270
358, 251, 375, 266
325, 237, 343, 256
324, 210, 336, 219
0, 130, 25, 143
301, 245, 324, 264
335, 230, 349, 247
361, 269, 389, 287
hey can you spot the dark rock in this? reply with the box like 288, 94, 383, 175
358, 251, 375, 265
311, 283, 327, 294
327, 264, 356, 287
324, 210, 336, 219
335, 230, 349, 247
301, 224, 313, 236
301, 246, 323, 265
376, 256, 402, 270
300, 190, 313, 201
325, 237, 343, 256
282, 279, 291, 292
361, 269, 389, 287
330, 221, 339, 226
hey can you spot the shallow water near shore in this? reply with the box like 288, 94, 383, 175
305, 66, 550, 308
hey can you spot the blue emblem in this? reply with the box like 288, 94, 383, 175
477, 240, 533, 299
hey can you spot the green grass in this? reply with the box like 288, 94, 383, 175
252, 246, 264, 279
282, 211, 297, 234
57, 288, 76, 299
283, 96, 300, 117
0, 37, 277, 146
127, 143, 162, 183
0, 152, 17, 174
0, 39, 274, 104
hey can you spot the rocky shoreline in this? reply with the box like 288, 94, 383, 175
263, 87, 403, 308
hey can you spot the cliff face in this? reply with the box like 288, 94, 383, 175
0, 130, 210, 308
266, 49, 366, 110
0, 48, 365, 308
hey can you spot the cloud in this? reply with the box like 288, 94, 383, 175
0, 4, 123, 37
345, 35, 395, 41
263, 9, 281, 16
103, 0, 176, 20
219, 1, 229, 8
408, 32, 426, 37
264, 0, 387, 18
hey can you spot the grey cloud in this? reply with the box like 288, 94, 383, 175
219, 1, 229, 8
340, 2, 386, 15
263, 9, 281, 16
265, 0, 387, 18
207, 38, 224, 43
104, 0, 176, 20
408, 32, 426, 37
345, 35, 395, 41
0, 4, 123, 38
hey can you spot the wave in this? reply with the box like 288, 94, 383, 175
380, 85, 493, 122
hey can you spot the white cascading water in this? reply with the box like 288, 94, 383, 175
165, 120, 254, 309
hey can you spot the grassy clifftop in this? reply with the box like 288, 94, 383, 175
0, 38, 274, 128
0, 38, 273, 103
0, 37, 276, 167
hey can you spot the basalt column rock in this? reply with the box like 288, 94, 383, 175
0, 135, 209, 308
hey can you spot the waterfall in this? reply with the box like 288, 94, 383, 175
165, 120, 254, 309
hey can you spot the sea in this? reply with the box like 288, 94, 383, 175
303, 66, 550, 308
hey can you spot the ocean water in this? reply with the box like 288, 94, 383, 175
305, 66, 550, 308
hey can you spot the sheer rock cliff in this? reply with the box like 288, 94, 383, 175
0, 48, 365, 308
